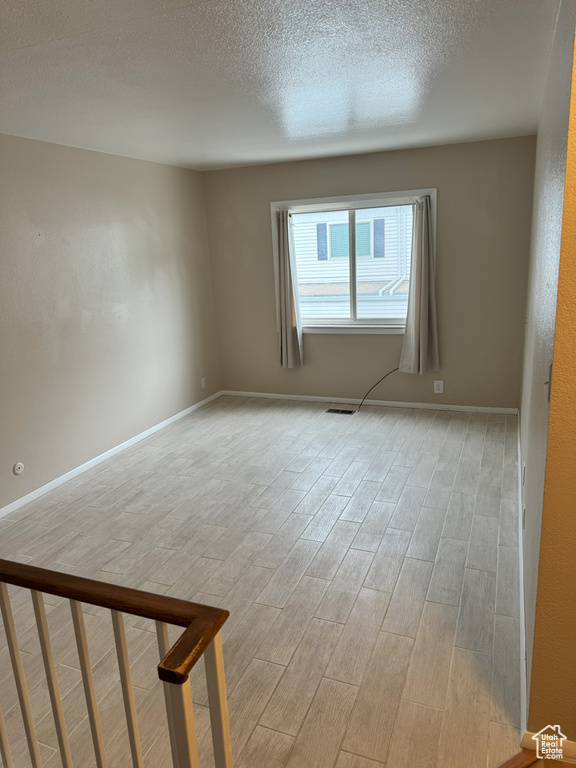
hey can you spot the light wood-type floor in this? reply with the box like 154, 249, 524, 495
0, 396, 522, 768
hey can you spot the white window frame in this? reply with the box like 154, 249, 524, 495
271, 189, 437, 335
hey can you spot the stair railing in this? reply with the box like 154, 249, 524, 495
0, 557, 232, 768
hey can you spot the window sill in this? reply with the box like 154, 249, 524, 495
302, 325, 405, 335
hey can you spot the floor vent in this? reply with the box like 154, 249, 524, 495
326, 408, 356, 415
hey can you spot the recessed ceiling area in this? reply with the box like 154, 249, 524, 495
0, 0, 560, 169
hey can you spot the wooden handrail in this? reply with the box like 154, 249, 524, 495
495, 749, 539, 768
0, 558, 228, 684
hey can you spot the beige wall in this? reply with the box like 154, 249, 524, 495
520, 0, 576, 720
0, 134, 221, 509
204, 137, 535, 409
526, 3, 576, 740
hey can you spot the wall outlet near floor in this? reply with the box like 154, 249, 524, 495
433, 380, 444, 394
201, 377, 206, 389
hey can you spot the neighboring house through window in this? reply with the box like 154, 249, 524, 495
272, 189, 436, 334
319, 220, 383, 260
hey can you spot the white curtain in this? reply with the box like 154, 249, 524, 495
278, 210, 303, 368
399, 195, 440, 374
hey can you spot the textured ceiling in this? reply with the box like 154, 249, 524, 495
0, 0, 560, 169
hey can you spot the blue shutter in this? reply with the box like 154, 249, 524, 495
316, 223, 328, 260
374, 218, 385, 258
356, 222, 371, 257
330, 223, 349, 258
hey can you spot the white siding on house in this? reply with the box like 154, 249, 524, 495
291, 205, 413, 321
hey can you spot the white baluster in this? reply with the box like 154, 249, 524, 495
70, 600, 107, 768
164, 680, 201, 768
111, 611, 144, 768
155, 621, 200, 768
155, 622, 181, 768
31, 591, 73, 768
204, 632, 233, 768
0, 583, 42, 768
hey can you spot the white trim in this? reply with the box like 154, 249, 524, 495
522, 732, 576, 763
271, 188, 437, 214
303, 325, 405, 335
518, 427, 528, 737
348, 209, 357, 320
0, 391, 222, 520
220, 390, 518, 414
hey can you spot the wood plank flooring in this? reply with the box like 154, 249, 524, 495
0, 395, 522, 767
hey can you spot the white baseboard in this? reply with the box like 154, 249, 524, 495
220, 389, 518, 415
0, 391, 222, 520
518, 429, 528, 736
522, 732, 576, 763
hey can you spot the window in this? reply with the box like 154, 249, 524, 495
329, 222, 349, 258
272, 189, 436, 334
317, 220, 384, 260
293, 205, 411, 324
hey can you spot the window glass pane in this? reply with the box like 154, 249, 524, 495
292, 210, 350, 320
330, 223, 349, 258
355, 205, 413, 320
356, 221, 371, 257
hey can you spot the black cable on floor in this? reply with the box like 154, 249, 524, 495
358, 367, 400, 410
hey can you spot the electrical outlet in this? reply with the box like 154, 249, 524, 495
201, 378, 206, 389
433, 380, 444, 394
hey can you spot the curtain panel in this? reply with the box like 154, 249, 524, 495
277, 210, 303, 368
399, 195, 440, 374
